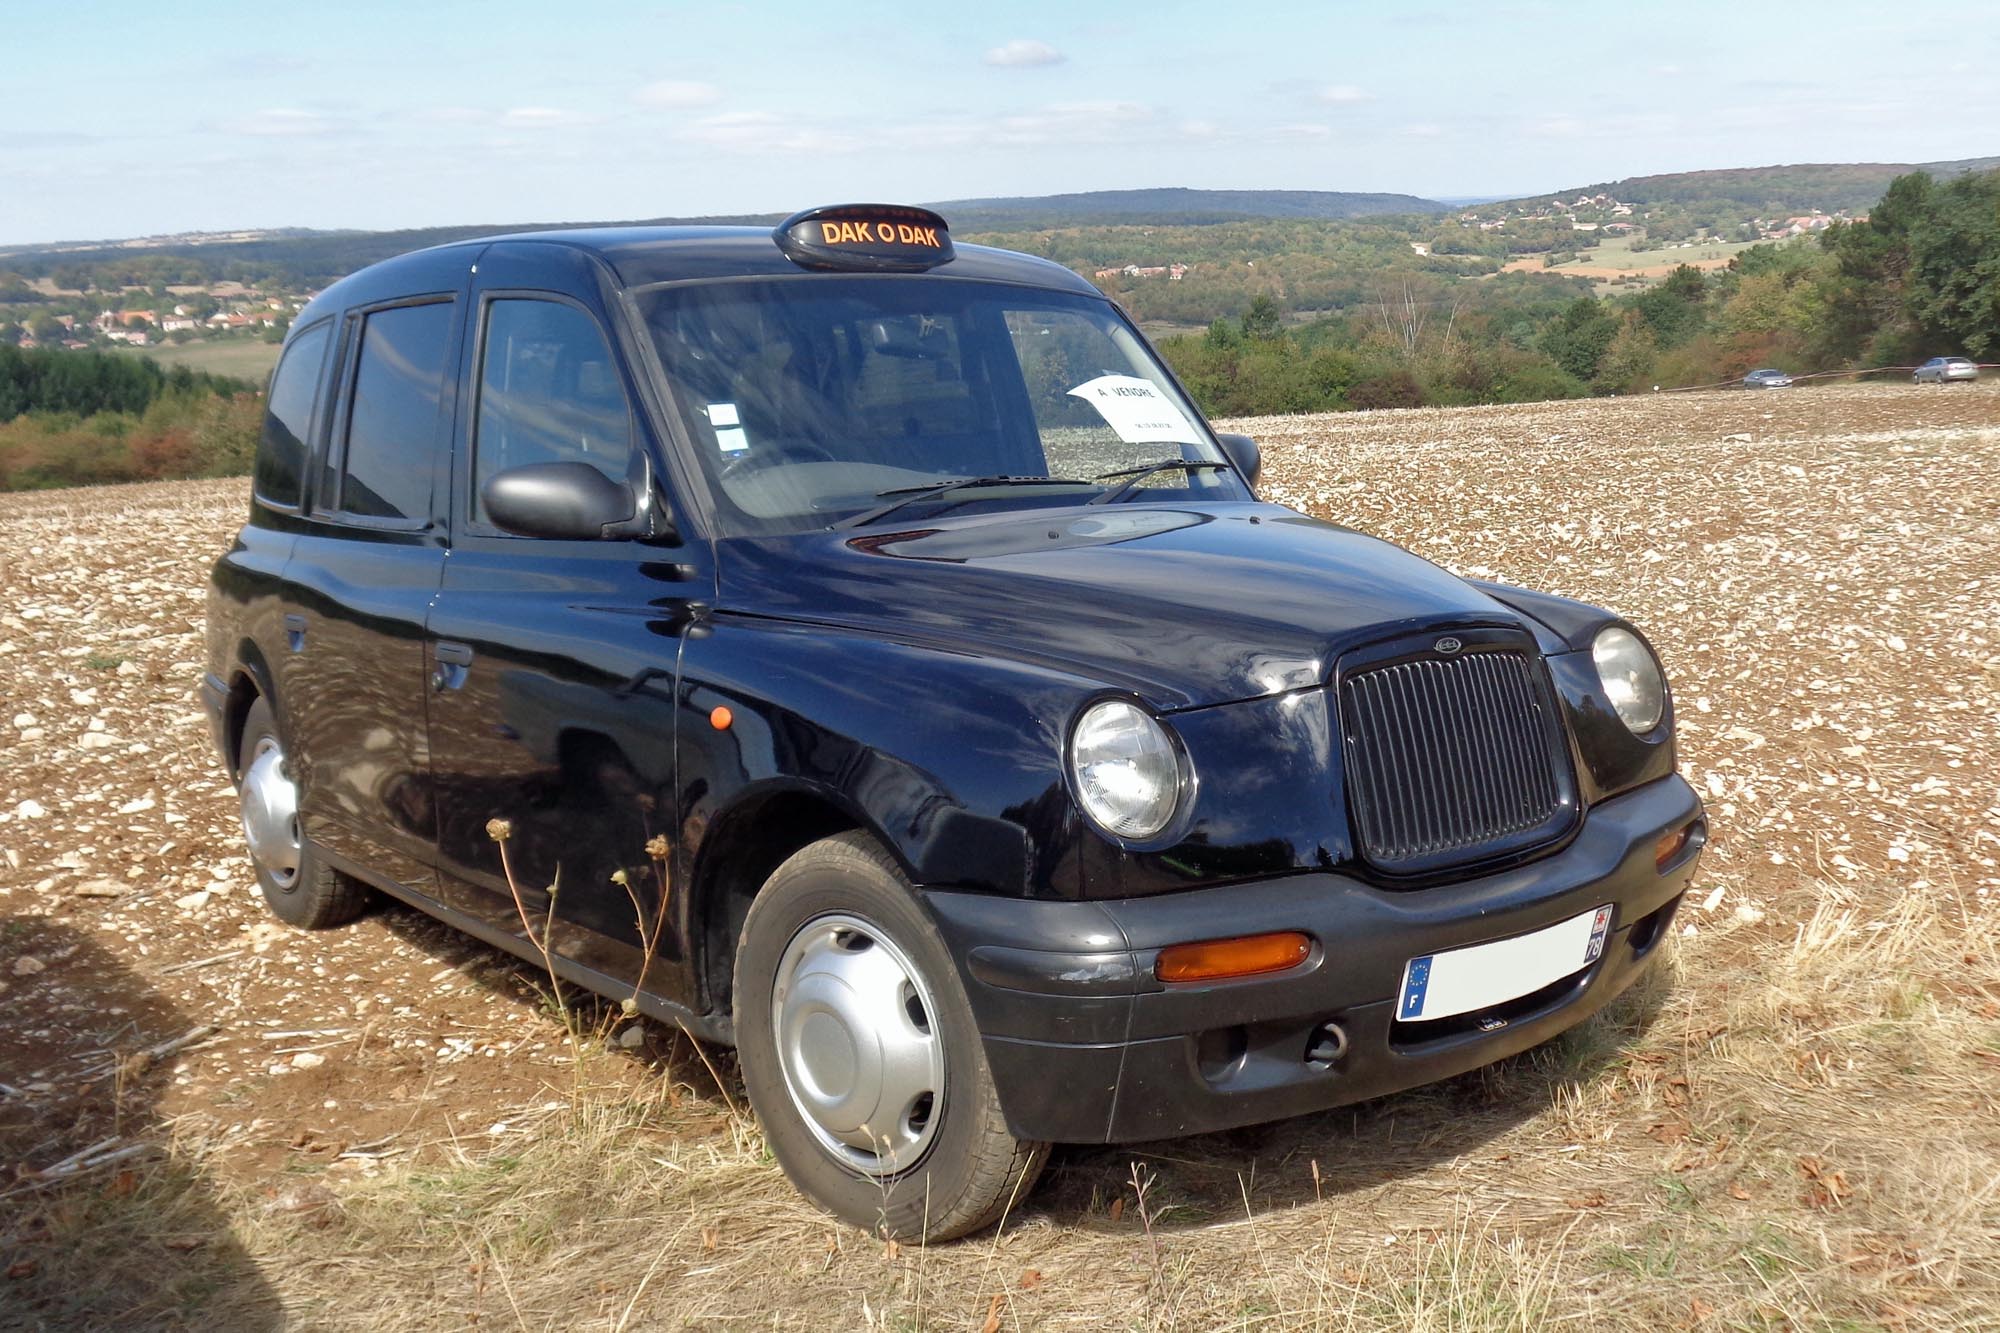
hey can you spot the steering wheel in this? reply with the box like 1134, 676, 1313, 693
718, 439, 838, 482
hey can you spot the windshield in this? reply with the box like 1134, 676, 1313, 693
634, 277, 1240, 534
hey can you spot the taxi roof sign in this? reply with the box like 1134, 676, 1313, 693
774, 204, 955, 273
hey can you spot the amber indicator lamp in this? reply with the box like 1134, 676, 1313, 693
1156, 931, 1313, 983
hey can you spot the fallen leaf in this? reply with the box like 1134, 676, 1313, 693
980, 1293, 1005, 1333
1108, 1196, 1125, 1222
1018, 1269, 1043, 1291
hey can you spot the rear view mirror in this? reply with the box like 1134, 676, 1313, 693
1215, 433, 1262, 495
482, 462, 634, 540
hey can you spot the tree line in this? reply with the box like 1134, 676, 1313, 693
0, 346, 257, 490
1154, 169, 2000, 417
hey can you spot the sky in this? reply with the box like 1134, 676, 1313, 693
3, 0, 1997, 246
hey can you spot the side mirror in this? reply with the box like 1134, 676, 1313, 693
482, 461, 634, 540
1215, 433, 1262, 495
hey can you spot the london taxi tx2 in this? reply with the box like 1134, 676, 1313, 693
203, 203, 1706, 1241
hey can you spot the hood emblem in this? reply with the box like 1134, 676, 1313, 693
1433, 636, 1463, 655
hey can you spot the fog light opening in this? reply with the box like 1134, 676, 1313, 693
1196, 1025, 1249, 1081
1304, 1021, 1348, 1068
1156, 931, 1312, 983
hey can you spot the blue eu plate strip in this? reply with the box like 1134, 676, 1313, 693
1399, 956, 1432, 1019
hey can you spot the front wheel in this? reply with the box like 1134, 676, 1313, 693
732, 832, 1048, 1241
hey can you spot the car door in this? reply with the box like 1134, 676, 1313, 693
282, 278, 465, 891
425, 243, 712, 1007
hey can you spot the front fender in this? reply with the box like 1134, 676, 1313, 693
678, 614, 1099, 898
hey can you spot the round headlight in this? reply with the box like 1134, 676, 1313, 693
1068, 700, 1184, 840
1592, 626, 1666, 733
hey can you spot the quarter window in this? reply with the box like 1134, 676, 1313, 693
331, 301, 455, 521
474, 299, 634, 523
255, 320, 331, 507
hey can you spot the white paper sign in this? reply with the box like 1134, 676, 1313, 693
706, 402, 749, 454
1066, 374, 1202, 446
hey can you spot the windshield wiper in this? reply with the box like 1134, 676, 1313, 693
1088, 459, 1234, 506
837, 475, 1090, 530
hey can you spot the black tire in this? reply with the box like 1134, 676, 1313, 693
237, 696, 372, 929
732, 832, 1048, 1241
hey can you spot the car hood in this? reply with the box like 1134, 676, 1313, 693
715, 502, 1537, 711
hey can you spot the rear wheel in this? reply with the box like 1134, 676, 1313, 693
237, 696, 372, 929
732, 832, 1048, 1241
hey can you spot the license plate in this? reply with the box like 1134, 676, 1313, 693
1398, 905, 1612, 1022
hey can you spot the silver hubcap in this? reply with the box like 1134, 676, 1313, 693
772, 914, 944, 1176
240, 735, 301, 889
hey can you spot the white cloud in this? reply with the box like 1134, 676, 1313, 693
1402, 123, 1445, 138
634, 80, 723, 109
1316, 84, 1373, 105
499, 106, 596, 129
1270, 123, 1334, 140
679, 111, 859, 155
1527, 115, 1587, 138
990, 100, 1150, 145
984, 39, 1066, 68
411, 106, 488, 126
219, 108, 346, 137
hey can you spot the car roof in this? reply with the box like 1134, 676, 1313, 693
303, 224, 1100, 322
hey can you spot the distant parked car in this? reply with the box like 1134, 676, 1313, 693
1742, 368, 1793, 389
1914, 356, 1979, 385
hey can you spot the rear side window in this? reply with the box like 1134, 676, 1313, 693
473, 299, 633, 523
330, 301, 455, 522
255, 320, 331, 506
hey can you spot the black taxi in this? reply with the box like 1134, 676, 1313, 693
202, 204, 1706, 1240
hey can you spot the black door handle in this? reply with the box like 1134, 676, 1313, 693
432, 641, 474, 691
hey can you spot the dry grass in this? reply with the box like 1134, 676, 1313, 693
3, 381, 1997, 1329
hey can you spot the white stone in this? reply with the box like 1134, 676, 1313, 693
11, 956, 45, 977
290, 1051, 326, 1070
14, 799, 45, 819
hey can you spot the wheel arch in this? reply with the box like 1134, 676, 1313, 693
224, 638, 280, 775
689, 779, 895, 1024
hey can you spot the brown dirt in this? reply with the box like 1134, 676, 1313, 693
1499, 253, 1739, 279
1, 379, 1996, 1329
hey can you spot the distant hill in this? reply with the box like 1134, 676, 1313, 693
1507, 155, 2000, 213
930, 188, 1449, 228
0, 190, 1448, 288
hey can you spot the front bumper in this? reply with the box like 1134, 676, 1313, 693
922, 775, 1705, 1144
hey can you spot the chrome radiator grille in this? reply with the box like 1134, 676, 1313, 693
1339, 648, 1572, 874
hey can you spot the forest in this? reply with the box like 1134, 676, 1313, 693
0, 346, 257, 490
1150, 168, 2000, 417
